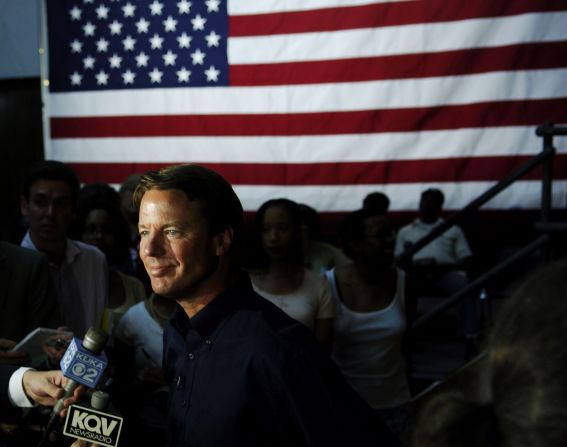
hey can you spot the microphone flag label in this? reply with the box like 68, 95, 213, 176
63, 404, 123, 447
60, 337, 108, 387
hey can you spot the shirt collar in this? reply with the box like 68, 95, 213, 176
22, 231, 81, 266
171, 272, 253, 339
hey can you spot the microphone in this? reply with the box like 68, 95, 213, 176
38, 327, 109, 447
63, 390, 124, 447
51, 326, 109, 417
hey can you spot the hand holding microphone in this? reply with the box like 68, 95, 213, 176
51, 327, 109, 418
39, 327, 109, 447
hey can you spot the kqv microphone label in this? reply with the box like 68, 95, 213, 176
63, 404, 123, 447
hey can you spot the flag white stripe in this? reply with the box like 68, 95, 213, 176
110, 181, 567, 212
49, 68, 567, 117
229, 12, 567, 64
49, 127, 567, 163
228, 0, 413, 15
236, 181, 567, 211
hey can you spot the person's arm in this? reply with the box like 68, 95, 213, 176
7, 367, 83, 409
0, 339, 30, 365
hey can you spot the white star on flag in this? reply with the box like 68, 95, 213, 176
70, 71, 82, 85
177, 0, 192, 14
122, 70, 136, 84
149, 1, 164, 16
190, 49, 205, 65
136, 18, 150, 33
204, 65, 220, 82
83, 55, 96, 69
96, 70, 109, 85
70, 39, 83, 53
83, 22, 96, 36
122, 35, 136, 51
163, 16, 177, 32
135, 52, 150, 67
150, 34, 164, 49
109, 20, 123, 35
163, 50, 177, 66
191, 14, 206, 31
96, 4, 109, 19
96, 38, 110, 52
176, 67, 191, 82
205, 31, 221, 47
69, 7, 82, 21
177, 32, 192, 48
149, 67, 163, 83
205, 0, 220, 13
109, 54, 123, 68
123, 3, 136, 18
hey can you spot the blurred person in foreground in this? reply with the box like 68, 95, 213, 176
412, 257, 567, 447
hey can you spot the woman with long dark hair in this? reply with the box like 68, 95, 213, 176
247, 198, 335, 351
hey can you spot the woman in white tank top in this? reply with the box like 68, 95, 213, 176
325, 209, 411, 444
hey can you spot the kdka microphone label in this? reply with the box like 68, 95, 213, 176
64, 405, 123, 447
60, 338, 108, 387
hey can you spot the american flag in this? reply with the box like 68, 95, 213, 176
43, 0, 567, 212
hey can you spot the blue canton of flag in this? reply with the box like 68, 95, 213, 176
46, 0, 228, 91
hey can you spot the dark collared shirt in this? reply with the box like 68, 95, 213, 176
163, 273, 397, 447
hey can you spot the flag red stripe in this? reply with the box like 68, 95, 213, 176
229, 0, 567, 37
51, 98, 567, 138
68, 154, 567, 185
231, 41, 567, 86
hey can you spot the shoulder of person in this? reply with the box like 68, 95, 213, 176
71, 239, 107, 261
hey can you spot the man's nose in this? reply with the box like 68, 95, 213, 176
268, 229, 280, 241
45, 202, 56, 217
143, 231, 165, 257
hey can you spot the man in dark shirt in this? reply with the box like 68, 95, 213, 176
133, 164, 397, 447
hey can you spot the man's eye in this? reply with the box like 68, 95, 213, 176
32, 197, 48, 207
139, 230, 149, 237
166, 229, 179, 236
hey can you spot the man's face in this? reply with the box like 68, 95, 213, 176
138, 189, 220, 301
419, 193, 442, 223
21, 179, 74, 247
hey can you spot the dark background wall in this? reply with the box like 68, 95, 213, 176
0, 77, 44, 242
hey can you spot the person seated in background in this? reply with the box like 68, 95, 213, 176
395, 188, 472, 291
395, 188, 476, 338
20, 160, 108, 339
71, 184, 146, 335
0, 241, 60, 366
298, 203, 350, 274
247, 198, 336, 352
325, 209, 412, 444
363, 191, 391, 215
412, 257, 567, 447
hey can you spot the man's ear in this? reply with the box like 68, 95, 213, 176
214, 227, 234, 256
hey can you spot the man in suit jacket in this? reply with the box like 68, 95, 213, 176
0, 241, 60, 343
